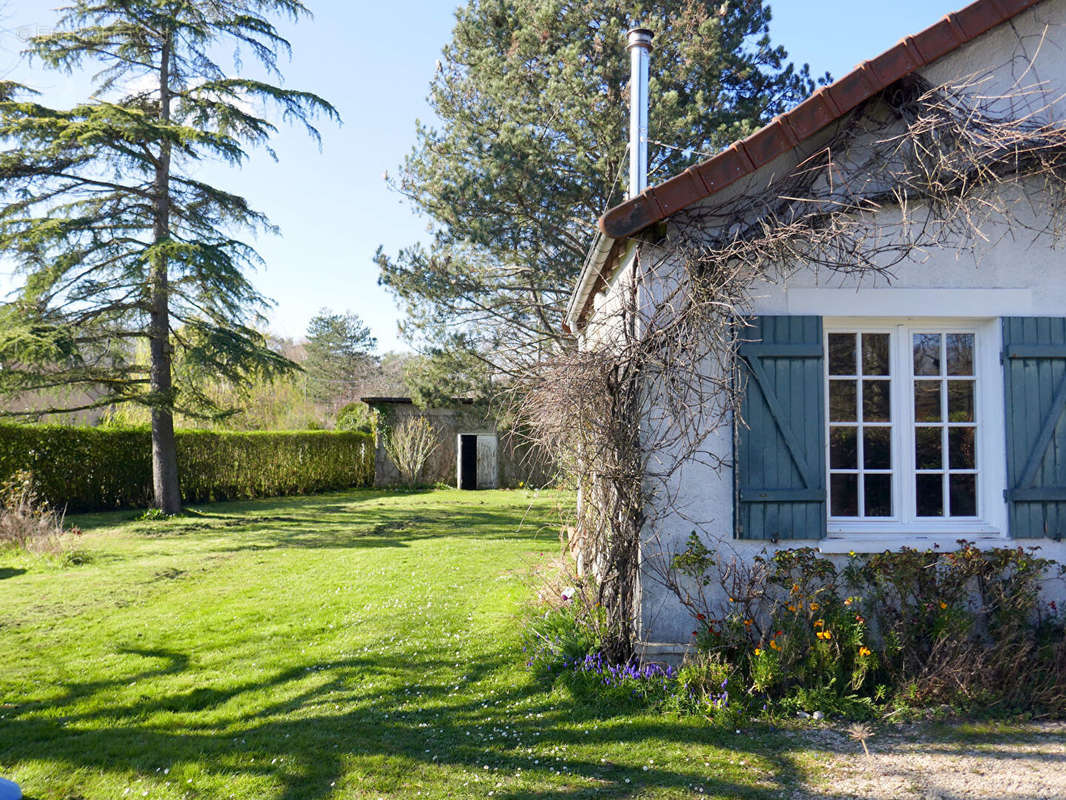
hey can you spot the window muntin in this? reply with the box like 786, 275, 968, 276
825, 323, 986, 529
912, 332, 978, 518
827, 332, 892, 518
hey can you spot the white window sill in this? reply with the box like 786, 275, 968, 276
820, 532, 1006, 554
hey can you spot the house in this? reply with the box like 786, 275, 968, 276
361, 396, 550, 489
565, 0, 1066, 651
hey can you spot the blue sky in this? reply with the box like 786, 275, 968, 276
0, 0, 972, 352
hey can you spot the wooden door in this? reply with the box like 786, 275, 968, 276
476, 435, 498, 489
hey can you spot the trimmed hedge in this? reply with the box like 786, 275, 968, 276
0, 424, 374, 511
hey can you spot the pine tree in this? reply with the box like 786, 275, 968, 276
0, 0, 338, 512
303, 309, 377, 409
376, 0, 823, 389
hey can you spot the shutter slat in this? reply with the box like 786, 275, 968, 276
736, 316, 826, 541
1002, 317, 1066, 539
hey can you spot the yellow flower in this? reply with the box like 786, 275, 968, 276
813, 619, 824, 628
809, 602, 820, 611
848, 550, 857, 557
754, 648, 763, 656
859, 646, 872, 657
939, 601, 948, 610
816, 630, 833, 641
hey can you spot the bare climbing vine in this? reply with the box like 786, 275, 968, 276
515, 39, 1066, 655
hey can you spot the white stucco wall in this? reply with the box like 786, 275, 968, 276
581, 0, 1066, 646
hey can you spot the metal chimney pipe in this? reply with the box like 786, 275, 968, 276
627, 27, 653, 199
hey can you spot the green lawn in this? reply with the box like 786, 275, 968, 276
0, 488, 826, 799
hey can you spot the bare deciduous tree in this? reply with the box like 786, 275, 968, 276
385, 417, 440, 487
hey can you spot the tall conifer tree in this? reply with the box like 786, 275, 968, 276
377, 0, 822, 388
0, 1, 337, 512
303, 309, 377, 408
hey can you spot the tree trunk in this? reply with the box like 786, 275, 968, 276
149, 30, 181, 514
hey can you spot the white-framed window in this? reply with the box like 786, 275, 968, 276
823, 317, 1007, 543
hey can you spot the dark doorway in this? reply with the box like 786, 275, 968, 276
459, 434, 477, 490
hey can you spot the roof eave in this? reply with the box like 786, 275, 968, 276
595, 0, 1044, 241
564, 231, 616, 334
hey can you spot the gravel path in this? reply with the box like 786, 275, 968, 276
796, 722, 1066, 800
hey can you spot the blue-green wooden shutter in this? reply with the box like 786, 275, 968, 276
736, 316, 826, 541
1003, 317, 1066, 540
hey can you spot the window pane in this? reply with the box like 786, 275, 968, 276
946, 333, 974, 375
915, 427, 942, 469
862, 333, 890, 376
831, 474, 858, 517
916, 474, 944, 517
947, 380, 974, 422
949, 474, 977, 516
862, 380, 891, 422
829, 380, 857, 422
948, 427, 976, 470
864, 427, 891, 470
830, 427, 857, 469
864, 474, 892, 517
829, 333, 857, 375
914, 381, 941, 422
913, 333, 942, 376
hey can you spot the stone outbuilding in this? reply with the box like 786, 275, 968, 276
362, 397, 548, 489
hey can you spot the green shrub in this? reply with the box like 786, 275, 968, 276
336, 402, 374, 434
671, 535, 1066, 718
0, 424, 374, 511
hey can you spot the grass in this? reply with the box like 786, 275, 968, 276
0, 487, 839, 799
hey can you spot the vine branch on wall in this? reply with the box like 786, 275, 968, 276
515, 50, 1066, 655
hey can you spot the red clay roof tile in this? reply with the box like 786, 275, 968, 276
597, 0, 1044, 239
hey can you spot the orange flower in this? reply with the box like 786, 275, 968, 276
791, 583, 800, 594
754, 647, 763, 656
844, 597, 853, 606
744, 618, 753, 627
787, 604, 797, 612
816, 630, 833, 641
770, 639, 779, 650
813, 619, 824, 628
939, 601, 948, 610
809, 602, 820, 611
859, 646, 872, 657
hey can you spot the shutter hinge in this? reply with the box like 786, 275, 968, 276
1003, 488, 1009, 502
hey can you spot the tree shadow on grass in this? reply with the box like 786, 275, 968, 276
68, 489, 436, 533
70, 490, 564, 555
7, 637, 1061, 800
0, 641, 839, 800
136, 509, 559, 555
